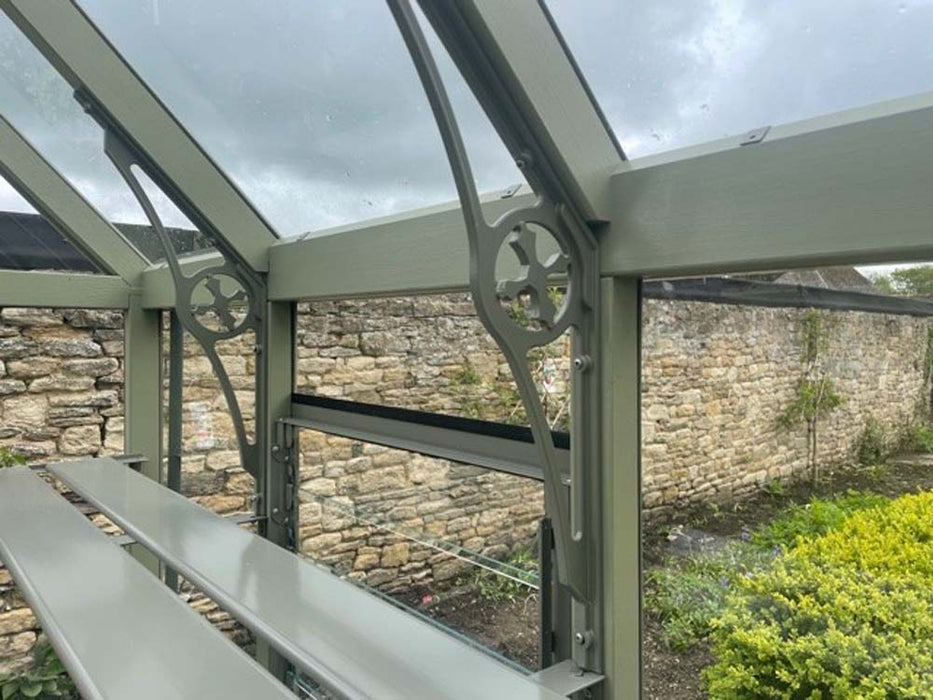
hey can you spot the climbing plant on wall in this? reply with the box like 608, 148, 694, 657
778, 310, 844, 482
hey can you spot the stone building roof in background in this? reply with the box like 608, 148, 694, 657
771, 266, 876, 292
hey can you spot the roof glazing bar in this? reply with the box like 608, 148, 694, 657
0, 115, 145, 282
0, 0, 278, 271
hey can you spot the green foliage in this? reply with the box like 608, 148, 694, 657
924, 326, 933, 385
0, 447, 26, 469
705, 492, 933, 699
898, 420, 933, 453
779, 310, 844, 481
799, 310, 828, 364
751, 491, 888, 551
777, 376, 844, 428
869, 272, 895, 295
855, 417, 889, 465
470, 550, 538, 603
0, 643, 76, 700
451, 359, 482, 387
762, 478, 786, 497
644, 543, 773, 651
871, 265, 933, 297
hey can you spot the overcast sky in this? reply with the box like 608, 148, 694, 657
1, 0, 932, 268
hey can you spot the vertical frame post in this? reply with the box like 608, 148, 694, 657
165, 311, 184, 591
599, 277, 642, 699
255, 299, 296, 680
123, 292, 163, 574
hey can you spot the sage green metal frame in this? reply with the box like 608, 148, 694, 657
0, 0, 930, 697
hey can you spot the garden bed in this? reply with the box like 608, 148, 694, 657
400, 456, 933, 700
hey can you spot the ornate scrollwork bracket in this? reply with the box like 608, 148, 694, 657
78, 91, 267, 480
386, 0, 601, 615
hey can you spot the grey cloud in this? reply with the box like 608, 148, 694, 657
1, 0, 932, 243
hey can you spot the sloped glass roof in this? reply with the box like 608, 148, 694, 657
547, 0, 933, 157
77, 0, 523, 239
0, 173, 100, 272
0, 11, 207, 263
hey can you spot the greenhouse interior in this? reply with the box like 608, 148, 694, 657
0, 1, 931, 699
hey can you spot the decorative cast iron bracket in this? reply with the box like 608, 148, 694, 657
78, 90, 267, 480
386, 0, 602, 629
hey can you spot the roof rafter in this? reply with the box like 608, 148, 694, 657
0, 115, 146, 284
418, 0, 623, 222
0, 0, 277, 271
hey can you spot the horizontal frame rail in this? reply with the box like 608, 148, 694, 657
134, 93, 933, 308
0, 270, 129, 308
290, 393, 571, 480
644, 277, 933, 317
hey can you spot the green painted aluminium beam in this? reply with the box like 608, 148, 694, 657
602, 92, 933, 276
139, 93, 933, 308
420, 1, 623, 221
0, 115, 148, 283
599, 278, 641, 700
0, 270, 128, 308
139, 189, 539, 307
122, 293, 162, 574
0, 0, 277, 271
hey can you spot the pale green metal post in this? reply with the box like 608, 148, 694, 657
599, 277, 642, 700
165, 311, 183, 591
255, 299, 296, 680
123, 292, 163, 574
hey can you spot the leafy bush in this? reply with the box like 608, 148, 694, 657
0, 446, 26, 469
0, 642, 76, 699
705, 492, 933, 699
898, 420, 933, 454
752, 491, 888, 551
645, 543, 773, 650
855, 418, 888, 465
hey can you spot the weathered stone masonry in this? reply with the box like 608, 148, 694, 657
0, 295, 929, 671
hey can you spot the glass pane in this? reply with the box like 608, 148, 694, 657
294, 292, 570, 430
547, 0, 933, 157
640, 264, 933, 697
0, 12, 199, 261
296, 429, 543, 673
0, 172, 100, 272
78, 0, 523, 239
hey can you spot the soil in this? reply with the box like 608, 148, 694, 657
643, 455, 933, 565
398, 457, 933, 700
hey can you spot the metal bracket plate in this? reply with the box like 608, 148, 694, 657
740, 125, 771, 146
531, 660, 604, 697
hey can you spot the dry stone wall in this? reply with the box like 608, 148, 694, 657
0, 295, 930, 673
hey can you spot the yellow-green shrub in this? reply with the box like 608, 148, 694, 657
705, 492, 933, 699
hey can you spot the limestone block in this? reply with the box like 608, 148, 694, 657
59, 424, 102, 455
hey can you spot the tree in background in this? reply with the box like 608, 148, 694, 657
870, 265, 933, 296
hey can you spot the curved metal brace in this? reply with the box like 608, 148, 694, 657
103, 132, 266, 479
387, 0, 600, 607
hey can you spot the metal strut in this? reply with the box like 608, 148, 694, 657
386, 0, 603, 673
78, 91, 268, 481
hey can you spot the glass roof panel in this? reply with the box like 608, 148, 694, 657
0, 173, 100, 273
0, 12, 204, 262
77, 0, 523, 239
547, 0, 933, 157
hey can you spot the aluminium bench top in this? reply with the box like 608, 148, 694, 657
0, 467, 295, 700
51, 457, 567, 700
